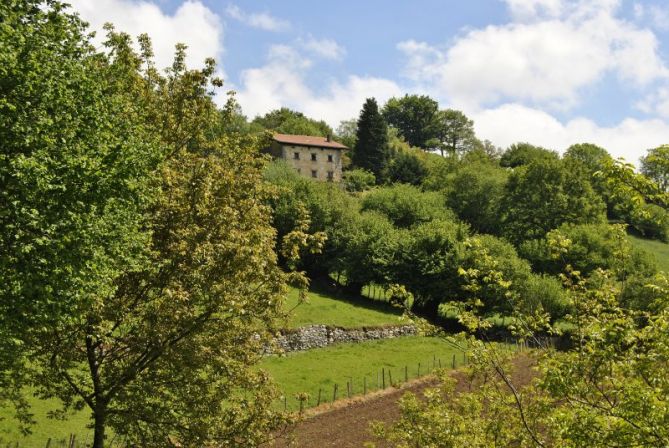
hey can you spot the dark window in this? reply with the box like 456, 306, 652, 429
293, 152, 300, 160
311, 170, 318, 178
327, 171, 334, 181
327, 154, 333, 162
311, 153, 317, 161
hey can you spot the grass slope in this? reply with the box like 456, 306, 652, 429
261, 336, 464, 411
0, 394, 91, 446
628, 234, 669, 272
282, 284, 402, 329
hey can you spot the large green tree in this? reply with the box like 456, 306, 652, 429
431, 109, 479, 157
1, 3, 288, 446
501, 158, 606, 244
640, 144, 669, 191
251, 107, 333, 137
352, 98, 390, 180
382, 94, 439, 148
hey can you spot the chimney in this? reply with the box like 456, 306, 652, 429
326, 134, 331, 142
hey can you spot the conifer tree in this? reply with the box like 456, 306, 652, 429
352, 98, 389, 181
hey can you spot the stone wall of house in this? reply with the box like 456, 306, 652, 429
268, 324, 416, 353
271, 142, 344, 182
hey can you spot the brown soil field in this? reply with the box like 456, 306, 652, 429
266, 354, 535, 448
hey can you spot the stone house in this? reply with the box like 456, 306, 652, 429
268, 133, 348, 182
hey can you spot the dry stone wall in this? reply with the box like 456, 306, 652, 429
270, 324, 416, 353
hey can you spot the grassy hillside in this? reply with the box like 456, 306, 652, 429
261, 336, 465, 411
282, 284, 403, 329
628, 234, 669, 272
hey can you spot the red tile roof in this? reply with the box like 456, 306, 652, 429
273, 133, 348, 150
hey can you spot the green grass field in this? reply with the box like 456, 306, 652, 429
0, 394, 92, 446
628, 234, 669, 272
261, 335, 465, 411
282, 284, 403, 329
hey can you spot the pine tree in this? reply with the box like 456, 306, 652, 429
352, 98, 389, 181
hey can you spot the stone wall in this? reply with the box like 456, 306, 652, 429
269, 324, 416, 353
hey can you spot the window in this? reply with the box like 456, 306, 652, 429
311, 170, 318, 178
293, 152, 300, 160
311, 153, 317, 161
327, 171, 334, 181
327, 154, 333, 162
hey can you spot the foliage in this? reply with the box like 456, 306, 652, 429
336, 118, 358, 149
361, 184, 454, 228
375, 226, 669, 448
630, 203, 669, 242
501, 157, 606, 244
520, 223, 657, 279
500, 142, 558, 168
342, 168, 376, 192
382, 94, 440, 149
429, 109, 479, 157
640, 144, 669, 191
444, 162, 508, 234
352, 98, 390, 180
1, 5, 291, 447
251, 107, 333, 137
385, 150, 428, 186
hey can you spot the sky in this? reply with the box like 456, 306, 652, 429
66, 0, 669, 165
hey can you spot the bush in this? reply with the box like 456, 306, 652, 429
361, 184, 454, 228
343, 168, 376, 192
444, 163, 508, 234
630, 203, 669, 242
518, 274, 570, 319
385, 151, 427, 186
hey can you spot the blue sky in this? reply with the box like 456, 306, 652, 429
69, 0, 669, 164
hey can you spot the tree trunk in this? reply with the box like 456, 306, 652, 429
92, 404, 106, 448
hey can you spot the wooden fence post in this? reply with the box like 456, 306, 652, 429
404, 365, 408, 382
388, 370, 393, 386
364, 376, 367, 395
382, 368, 386, 389
317, 388, 322, 406
418, 362, 421, 377
333, 383, 338, 402
452, 354, 456, 368
45, 439, 51, 448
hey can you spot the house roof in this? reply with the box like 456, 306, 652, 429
273, 133, 348, 150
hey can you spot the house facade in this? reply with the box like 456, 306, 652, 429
269, 133, 348, 182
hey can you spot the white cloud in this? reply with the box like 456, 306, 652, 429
505, 0, 564, 21
398, 0, 668, 110
299, 36, 346, 60
473, 103, 669, 166
225, 4, 289, 32
235, 45, 401, 125
634, 3, 669, 31
68, 0, 223, 70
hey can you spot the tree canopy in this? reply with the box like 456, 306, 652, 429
382, 94, 440, 149
0, 3, 289, 446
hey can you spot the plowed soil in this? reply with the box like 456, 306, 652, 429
267, 354, 535, 447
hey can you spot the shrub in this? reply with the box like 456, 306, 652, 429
343, 168, 376, 192
361, 184, 454, 228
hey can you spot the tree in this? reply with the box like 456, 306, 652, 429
382, 94, 439, 148
372, 226, 669, 448
1, 5, 289, 446
445, 162, 508, 234
431, 109, 479, 157
335, 118, 358, 149
500, 142, 558, 167
386, 150, 428, 186
251, 107, 333, 137
361, 184, 454, 229
501, 158, 606, 245
640, 144, 669, 191
352, 98, 390, 180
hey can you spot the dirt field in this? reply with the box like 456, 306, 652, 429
268, 354, 535, 448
